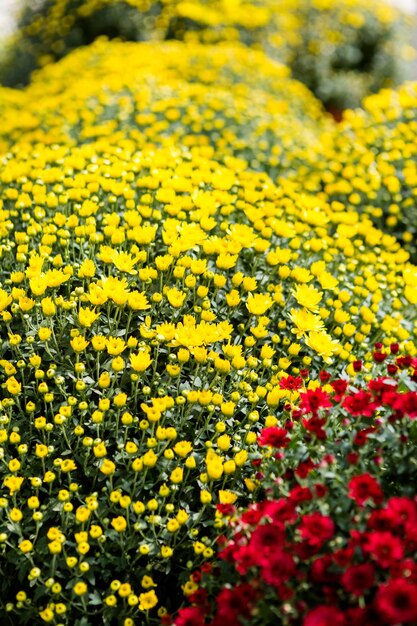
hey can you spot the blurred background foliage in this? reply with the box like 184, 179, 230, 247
0, 0, 414, 109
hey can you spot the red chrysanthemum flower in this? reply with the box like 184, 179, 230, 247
396, 355, 413, 369
375, 579, 417, 624
341, 563, 375, 596
300, 388, 332, 415
258, 426, 289, 448
342, 391, 378, 417
302, 416, 327, 440
249, 521, 285, 556
373, 351, 387, 363
385, 497, 417, 528
348, 473, 384, 506
289, 485, 312, 503
299, 512, 335, 549
319, 370, 332, 382
216, 503, 236, 516
295, 458, 316, 478
240, 504, 264, 526
279, 375, 303, 390
331, 379, 348, 401
365, 531, 404, 568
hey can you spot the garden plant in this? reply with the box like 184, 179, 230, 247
176, 349, 417, 625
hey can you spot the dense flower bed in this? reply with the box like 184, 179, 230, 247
0, 6, 416, 626
303, 82, 417, 260
1, 135, 416, 623
0, 0, 410, 109
175, 352, 417, 625
0, 41, 326, 180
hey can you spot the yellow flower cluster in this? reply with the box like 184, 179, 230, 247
304, 82, 417, 259
1, 0, 408, 108
0, 40, 325, 181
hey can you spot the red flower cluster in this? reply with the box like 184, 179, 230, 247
176, 492, 417, 626
173, 352, 417, 626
